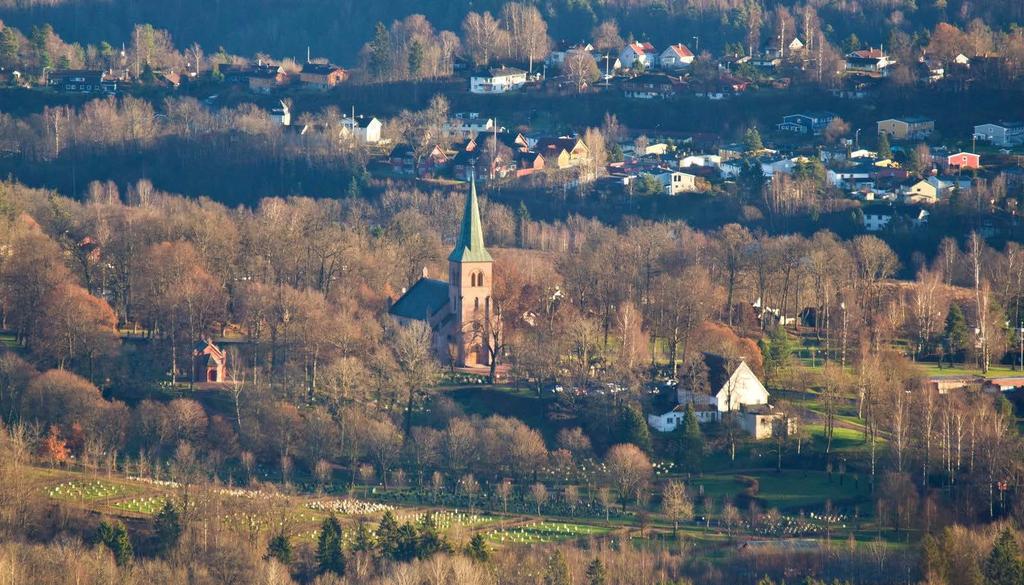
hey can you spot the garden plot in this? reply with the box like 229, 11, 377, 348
111, 495, 168, 515
486, 521, 610, 544
46, 480, 139, 502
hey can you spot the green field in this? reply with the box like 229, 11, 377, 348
110, 495, 169, 515
485, 521, 611, 544
46, 480, 140, 502
692, 469, 868, 512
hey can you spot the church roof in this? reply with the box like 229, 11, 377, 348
448, 178, 492, 263
389, 278, 449, 321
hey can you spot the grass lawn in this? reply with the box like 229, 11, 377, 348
46, 479, 141, 502
485, 521, 611, 544
692, 469, 869, 513
917, 363, 1020, 378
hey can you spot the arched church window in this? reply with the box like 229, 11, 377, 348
474, 297, 480, 310
479, 272, 485, 287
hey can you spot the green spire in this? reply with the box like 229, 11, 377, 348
449, 177, 492, 263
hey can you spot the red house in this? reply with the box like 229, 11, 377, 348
946, 152, 980, 170
193, 339, 227, 383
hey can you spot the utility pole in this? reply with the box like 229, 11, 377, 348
693, 36, 700, 54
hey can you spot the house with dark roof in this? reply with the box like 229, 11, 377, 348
47, 70, 119, 94
193, 339, 227, 383
778, 112, 836, 135
389, 179, 497, 368
299, 62, 346, 89
844, 48, 895, 75
534, 136, 589, 169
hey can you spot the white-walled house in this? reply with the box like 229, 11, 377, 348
619, 41, 657, 70
470, 67, 528, 94
647, 355, 770, 433
270, 101, 291, 126
974, 122, 1024, 147
340, 115, 382, 144
659, 44, 694, 70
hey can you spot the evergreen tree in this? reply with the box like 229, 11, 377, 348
675, 403, 705, 472
393, 522, 419, 562
97, 521, 133, 567
984, 528, 1024, 585
743, 127, 764, 153
375, 510, 399, 559
153, 500, 182, 554
877, 132, 892, 159
760, 325, 795, 382
368, 22, 391, 80
266, 534, 292, 565
544, 550, 571, 585
738, 160, 766, 201
350, 520, 374, 552
0, 28, 19, 69
415, 513, 452, 559
465, 533, 490, 562
944, 304, 969, 362
408, 40, 424, 79
618, 403, 652, 453
586, 558, 608, 585
316, 515, 346, 575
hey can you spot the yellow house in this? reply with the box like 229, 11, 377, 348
877, 117, 935, 140
903, 179, 939, 203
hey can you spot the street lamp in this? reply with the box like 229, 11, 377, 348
693, 36, 700, 54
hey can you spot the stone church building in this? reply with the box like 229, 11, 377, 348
388, 179, 495, 368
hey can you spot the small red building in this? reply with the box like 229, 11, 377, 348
193, 339, 227, 383
946, 152, 980, 170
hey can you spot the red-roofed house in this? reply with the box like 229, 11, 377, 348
193, 339, 227, 383
660, 44, 694, 70
620, 42, 656, 70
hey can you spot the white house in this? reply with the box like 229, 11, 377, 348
619, 41, 656, 70
974, 122, 1024, 147
470, 67, 528, 94
548, 41, 594, 67
270, 101, 290, 126
651, 170, 699, 194
447, 113, 495, 138
659, 44, 694, 70
648, 355, 769, 433
340, 115, 382, 144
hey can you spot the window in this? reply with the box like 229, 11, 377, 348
474, 297, 480, 310
478, 272, 485, 287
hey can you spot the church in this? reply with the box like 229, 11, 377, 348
388, 179, 495, 368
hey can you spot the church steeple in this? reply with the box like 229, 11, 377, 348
448, 177, 492, 263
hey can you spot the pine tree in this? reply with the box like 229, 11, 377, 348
675, 403, 705, 472
375, 510, 399, 559
0, 28, 18, 69
743, 127, 764, 153
316, 515, 346, 575
153, 500, 182, 554
586, 558, 607, 585
415, 513, 452, 559
984, 528, 1024, 585
408, 40, 424, 79
350, 520, 374, 552
544, 550, 571, 585
877, 132, 892, 159
393, 522, 419, 562
369, 22, 391, 80
97, 521, 133, 567
266, 534, 292, 565
618, 403, 652, 453
944, 304, 969, 362
466, 533, 490, 562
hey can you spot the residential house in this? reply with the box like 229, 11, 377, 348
844, 48, 895, 75
534, 137, 589, 169
494, 131, 532, 152
619, 41, 656, 70
927, 175, 971, 195
861, 203, 929, 231
270, 101, 291, 126
548, 41, 594, 67
193, 339, 227, 383
777, 112, 837, 135
622, 73, 680, 99
47, 69, 118, 94
648, 355, 774, 435
740, 404, 797, 440
974, 122, 1024, 147
389, 144, 450, 177
945, 152, 981, 170
659, 44, 694, 70
826, 163, 876, 189
514, 150, 545, 176
217, 63, 251, 83
902, 179, 940, 203
650, 170, 699, 194
470, 67, 528, 94
447, 113, 496, 139
340, 115, 382, 144
248, 62, 286, 93
877, 117, 935, 140
299, 62, 346, 89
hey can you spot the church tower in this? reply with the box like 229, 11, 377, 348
448, 178, 493, 367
